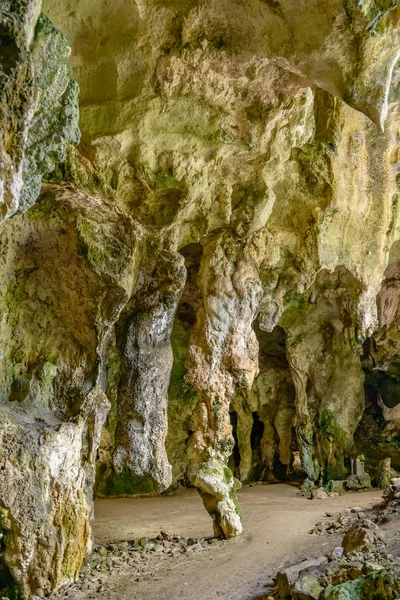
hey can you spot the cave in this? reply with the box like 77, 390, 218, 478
229, 323, 298, 484
1, 1, 400, 598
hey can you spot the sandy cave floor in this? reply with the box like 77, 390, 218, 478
55, 484, 383, 600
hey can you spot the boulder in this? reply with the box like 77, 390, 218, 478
342, 519, 384, 555
346, 474, 372, 491
328, 480, 346, 494
277, 556, 328, 598
324, 570, 400, 600
312, 487, 329, 500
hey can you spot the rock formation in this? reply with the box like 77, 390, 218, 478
1, 0, 400, 596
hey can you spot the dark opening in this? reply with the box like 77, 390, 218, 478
0, 543, 17, 600
229, 411, 241, 473
250, 411, 264, 451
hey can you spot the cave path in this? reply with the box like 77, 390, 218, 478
92, 484, 381, 600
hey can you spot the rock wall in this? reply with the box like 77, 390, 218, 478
1, 0, 400, 595
0, 185, 141, 598
0, 2, 79, 221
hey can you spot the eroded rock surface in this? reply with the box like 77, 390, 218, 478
0, 185, 140, 597
274, 483, 400, 600
0, 3, 79, 221
2, 0, 400, 595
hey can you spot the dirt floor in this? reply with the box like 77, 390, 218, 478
59, 484, 383, 600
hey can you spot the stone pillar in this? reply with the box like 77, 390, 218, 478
186, 234, 262, 537
113, 250, 186, 492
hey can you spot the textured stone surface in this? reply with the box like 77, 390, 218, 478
20, 14, 80, 212
39, 0, 400, 534
0, 185, 140, 597
0, 4, 79, 220
342, 519, 384, 555
0, 0, 40, 220
112, 250, 186, 492
2, 0, 400, 593
324, 570, 400, 600
195, 457, 242, 538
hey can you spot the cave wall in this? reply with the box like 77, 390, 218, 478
0, 184, 141, 597
2, 0, 400, 596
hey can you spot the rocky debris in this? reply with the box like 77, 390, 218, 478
324, 570, 400, 600
274, 550, 400, 600
272, 487, 400, 599
377, 478, 400, 522
273, 538, 398, 599
310, 505, 373, 537
300, 469, 378, 502
51, 533, 226, 598
342, 519, 384, 555
303, 475, 373, 501
276, 556, 328, 598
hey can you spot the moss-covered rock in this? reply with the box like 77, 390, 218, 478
95, 467, 155, 497
20, 14, 80, 212
0, 185, 140, 597
325, 570, 400, 600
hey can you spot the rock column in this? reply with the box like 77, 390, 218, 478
113, 250, 186, 491
186, 234, 262, 537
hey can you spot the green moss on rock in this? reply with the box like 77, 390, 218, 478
77, 217, 131, 278
320, 410, 343, 442
324, 570, 400, 600
95, 467, 155, 497
20, 14, 80, 213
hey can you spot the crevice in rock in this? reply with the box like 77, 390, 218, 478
230, 322, 297, 484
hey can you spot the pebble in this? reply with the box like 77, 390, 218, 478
55, 530, 226, 596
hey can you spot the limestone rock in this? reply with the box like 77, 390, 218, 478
342, 519, 384, 555
328, 481, 347, 494
195, 457, 243, 539
376, 458, 392, 489
0, 185, 141, 598
276, 556, 328, 599
292, 575, 324, 600
3, 0, 400, 595
0, 6, 79, 220
112, 250, 186, 492
324, 570, 400, 600
346, 474, 372, 491
312, 487, 329, 500
20, 14, 80, 212
0, 0, 40, 220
